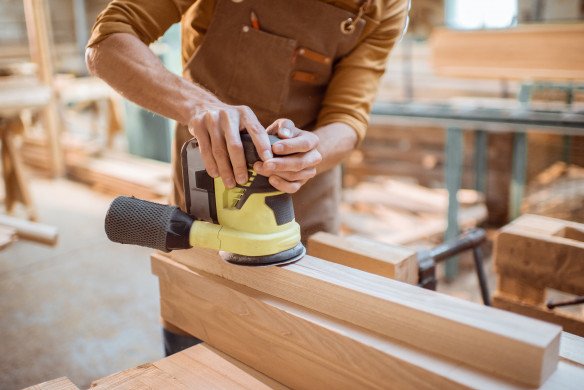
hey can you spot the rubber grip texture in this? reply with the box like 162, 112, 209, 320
105, 196, 193, 252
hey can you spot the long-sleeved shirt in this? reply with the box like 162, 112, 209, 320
88, 0, 408, 141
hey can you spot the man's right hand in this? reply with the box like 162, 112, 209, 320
188, 103, 273, 188
85, 34, 273, 190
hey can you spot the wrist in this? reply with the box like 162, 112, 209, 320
178, 80, 222, 124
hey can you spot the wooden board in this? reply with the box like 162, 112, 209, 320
493, 294, 584, 338
494, 215, 584, 296
153, 253, 583, 389
92, 344, 286, 390
168, 248, 561, 386
307, 232, 418, 284
23, 377, 79, 390
497, 275, 546, 306
560, 332, 584, 367
0, 214, 57, 246
0, 225, 17, 250
430, 24, 584, 80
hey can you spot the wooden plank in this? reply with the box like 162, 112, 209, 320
493, 294, 584, 338
0, 214, 58, 246
153, 253, 583, 390
494, 215, 584, 296
24, 376, 79, 390
497, 275, 546, 306
560, 332, 584, 367
307, 232, 418, 284
153, 345, 288, 389
23, 0, 64, 176
430, 24, 584, 80
92, 344, 287, 390
1, 117, 37, 219
91, 363, 187, 389
168, 248, 561, 386
0, 225, 17, 250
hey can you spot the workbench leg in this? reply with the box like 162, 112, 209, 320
473, 130, 488, 194
509, 133, 527, 221
444, 127, 463, 280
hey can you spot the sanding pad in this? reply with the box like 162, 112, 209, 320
220, 243, 306, 267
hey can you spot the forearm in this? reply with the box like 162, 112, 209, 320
313, 122, 358, 174
85, 33, 216, 124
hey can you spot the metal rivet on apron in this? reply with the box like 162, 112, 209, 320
242, 25, 250, 32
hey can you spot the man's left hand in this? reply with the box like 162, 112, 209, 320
253, 119, 321, 193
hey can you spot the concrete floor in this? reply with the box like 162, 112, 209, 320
0, 178, 163, 390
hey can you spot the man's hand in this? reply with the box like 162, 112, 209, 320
253, 119, 322, 193
189, 103, 273, 188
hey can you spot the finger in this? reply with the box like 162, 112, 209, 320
239, 106, 272, 161
272, 132, 318, 155
262, 168, 316, 182
268, 175, 304, 194
220, 110, 248, 185
206, 111, 236, 188
256, 149, 322, 173
266, 118, 295, 137
190, 119, 219, 178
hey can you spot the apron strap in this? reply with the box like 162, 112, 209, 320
340, 0, 373, 35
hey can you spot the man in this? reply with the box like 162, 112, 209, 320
87, 0, 409, 355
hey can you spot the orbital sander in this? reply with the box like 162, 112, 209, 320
104, 133, 305, 266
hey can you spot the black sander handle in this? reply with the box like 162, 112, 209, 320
105, 196, 193, 252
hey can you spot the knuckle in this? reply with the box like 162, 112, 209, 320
289, 182, 301, 193
299, 139, 311, 150
281, 119, 295, 129
226, 139, 242, 150
313, 151, 323, 165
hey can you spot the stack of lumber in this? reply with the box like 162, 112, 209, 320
430, 24, 584, 80
149, 239, 584, 389
522, 162, 584, 223
66, 152, 172, 200
21, 135, 172, 200
344, 122, 475, 187
493, 214, 584, 336
345, 121, 514, 224
340, 177, 487, 246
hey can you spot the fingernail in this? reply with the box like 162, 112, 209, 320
253, 162, 262, 171
280, 128, 291, 137
208, 169, 218, 178
262, 150, 273, 160
224, 178, 235, 188
273, 143, 284, 153
236, 174, 248, 184
265, 162, 275, 171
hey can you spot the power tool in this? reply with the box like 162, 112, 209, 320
104, 133, 305, 266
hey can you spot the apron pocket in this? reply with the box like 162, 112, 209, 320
228, 26, 297, 114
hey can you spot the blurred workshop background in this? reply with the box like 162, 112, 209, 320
0, 0, 583, 389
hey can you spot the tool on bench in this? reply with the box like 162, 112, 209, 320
104, 133, 305, 266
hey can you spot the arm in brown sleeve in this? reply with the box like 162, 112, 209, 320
87, 0, 195, 47
316, 0, 409, 143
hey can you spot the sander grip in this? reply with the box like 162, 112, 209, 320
105, 196, 193, 252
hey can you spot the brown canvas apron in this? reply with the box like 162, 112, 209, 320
171, 0, 368, 239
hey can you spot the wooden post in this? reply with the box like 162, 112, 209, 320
23, 0, 65, 177
166, 247, 561, 387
